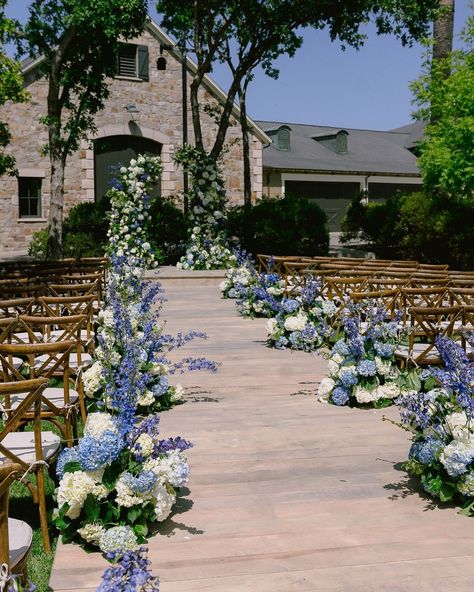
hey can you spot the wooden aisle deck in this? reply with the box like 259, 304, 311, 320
50, 272, 474, 591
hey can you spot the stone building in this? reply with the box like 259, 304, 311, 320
0, 19, 268, 254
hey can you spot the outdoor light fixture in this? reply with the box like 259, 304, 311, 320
157, 44, 172, 71
124, 103, 140, 113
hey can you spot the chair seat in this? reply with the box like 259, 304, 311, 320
8, 386, 79, 412
47, 329, 91, 341
9, 517, 33, 570
12, 356, 24, 370
34, 352, 93, 371
394, 342, 440, 362
10, 331, 43, 342
0, 431, 61, 465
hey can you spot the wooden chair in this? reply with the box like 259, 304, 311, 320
0, 338, 83, 444
0, 297, 37, 319
394, 305, 463, 368
38, 294, 95, 346
0, 461, 33, 583
0, 378, 59, 552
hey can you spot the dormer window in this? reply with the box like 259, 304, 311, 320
116, 43, 149, 81
267, 125, 291, 150
313, 130, 348, 154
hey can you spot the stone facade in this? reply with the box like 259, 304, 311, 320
0, 22, 266, 253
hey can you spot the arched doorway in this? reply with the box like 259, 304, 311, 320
94, 135, 162, 201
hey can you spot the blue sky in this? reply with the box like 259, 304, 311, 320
5, 0, 472, 130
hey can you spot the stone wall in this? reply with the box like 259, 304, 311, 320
0, 25, 265, 253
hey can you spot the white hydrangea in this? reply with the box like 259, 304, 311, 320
77, 523, 105, 544
133, 433, 154, 458
144, 451, 189, 487
84, 412, 118, 439
171, 384, 184, 402
321, 300, 337, 316
97, 308, 114, 328
82, 361, 104, 397
115, 475, 150, 507
375, 357, 392, 376
56, 471, 107, 519
327, 359, 340, 377
376, 383, 400, 399
317, 377, 335, 398
445, 411, 472, 441
266, 318, 278, 337
137, 390, 155, 406
99, 526, 138, 554
284, 312, 307, 332
354, 386, 378, 404
440, 439, 474, 477
152, 483, 176, 522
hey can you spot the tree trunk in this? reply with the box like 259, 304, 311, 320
239, 77, 252, 206
433, 0, 454, 63
46, 152, 65, 259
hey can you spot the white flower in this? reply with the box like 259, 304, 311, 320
440, 439, 474, 477
137, 390, 155, 406
99, 526, 138, 554
77, 523, 105, 544
332, 353, 344, 365
171, 384, 184, 402
133, 433, 154, 458
56, 471, 107, 519
145, 450, 189, 487
115, 475, 149, 507
84, 412, 118, 439
318, 377, 335, 398
376, 383, 400, 399
375, 357, 392, 376
321, 300, 337, 316
284, 312, 307, 332
152, 483, 175, 521
354, 386, 378, 404
445, 412, 472, 440
82, 361, 104, 397
266, 318, 278, 336
327, 359, 340, 377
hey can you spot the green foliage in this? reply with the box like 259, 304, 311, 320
228, 195, 329, 256
0, 1, 28, 176
411, 15, 474, 198
341, 191, 474, 269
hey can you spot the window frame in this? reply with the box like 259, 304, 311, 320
115, 43, 149, 81
18, 177, 42, 219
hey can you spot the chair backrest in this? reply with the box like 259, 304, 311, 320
350, 289, 401, 315
0, 297, 36, 319
38, 295, 94, 341
449, 288, 474, 307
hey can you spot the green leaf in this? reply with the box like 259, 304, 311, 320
439, 482, 456, 503
133, 523, 148, 538
83, 494, 100, 522
127, 506, 142, 524
63, 461, 82, 474
103, 462, 122, 490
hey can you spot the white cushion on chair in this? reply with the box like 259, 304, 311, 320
0, 431, 61, 465
7, 386, 79, 411
33, 352, 93, 371
395, 342, 440, 362
9, 517, 33, 569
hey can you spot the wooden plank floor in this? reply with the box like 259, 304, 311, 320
50, 274, 474, 591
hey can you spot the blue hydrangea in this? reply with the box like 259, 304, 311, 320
275, 336, 289, 349
332, 339, 349, 357
56, 446, 80, 479
339, 366, 358, 388
357, 359, 377, 377
331, 387, 350, 406
281, 299, 300, 314
409, 437, 443, 465
78, 431, 123, 471
374, 341, 395, 358
122, 470, 157, 494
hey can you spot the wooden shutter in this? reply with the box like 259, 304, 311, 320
137, 45, 149, 81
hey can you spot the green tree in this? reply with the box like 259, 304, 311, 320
0, 1, 28, 176
157, 0, 441, 171
21, 0, 148, 259
412, 14, 474, 198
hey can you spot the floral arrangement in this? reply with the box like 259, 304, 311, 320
106, 155, 163, 270
236, 271, 286, 318
97, 547, 160, 591
54, 155, 216, 570
175, 146, 235, 270
53, 413, 191, 549
266, 281, 336, 352
397, 336, 474, 510
318, 301, 402, 407
219, 251, 257, 300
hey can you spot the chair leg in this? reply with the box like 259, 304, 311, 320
36, 468, 52, 553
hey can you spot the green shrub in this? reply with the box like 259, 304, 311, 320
147, 196, 188, 264
341, 191, 474, 269
227, 195, 329, 256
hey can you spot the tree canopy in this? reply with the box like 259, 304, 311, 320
0, 0, 28, 176
412, 14, 474, 199
21, 0, 148, 258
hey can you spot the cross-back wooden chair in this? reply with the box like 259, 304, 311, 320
350, 289, 401, 317
0, 461, 33, 584
367, 277, 409, 292
325, 276, 369, 303
389, 260, 419, 268
283, 262, 319, 295
450, 278, 474, 289
448, 288, 474, 307
374, 269, 415, 280
394, 305, 463, 368
0, 337, 84, 443
0, 297, 36, 319
0, 378, 59, 552
0, 284, 45, 301
419, 263, 449, 271
38, 294, 95, 346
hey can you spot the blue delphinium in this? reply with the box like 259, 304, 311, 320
97, 547, 160, 592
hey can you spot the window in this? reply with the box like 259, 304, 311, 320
19, 177, 42, 218
116, 44, 149, 81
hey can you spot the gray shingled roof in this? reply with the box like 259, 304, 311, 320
256, 120, 422, 176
